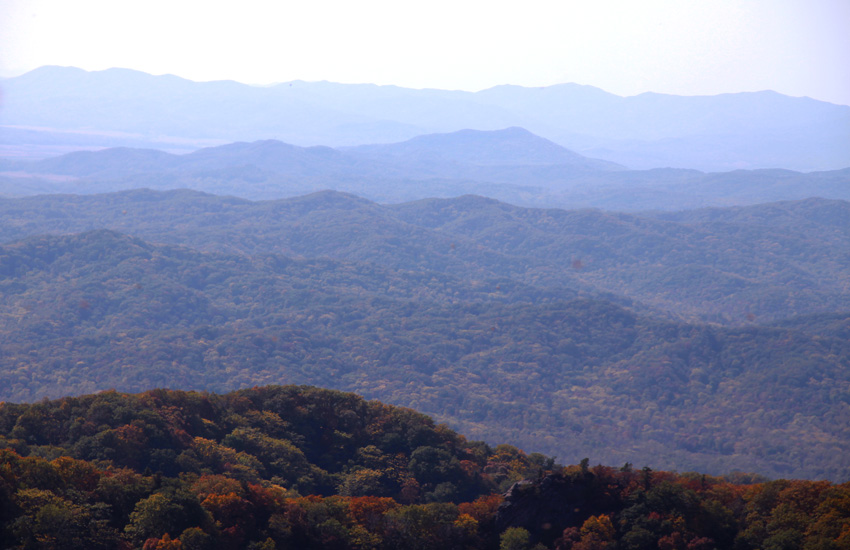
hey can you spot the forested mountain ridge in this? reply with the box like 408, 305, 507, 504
1, 228, 848, 481
0, 385, 848, 549
2, 61, 849, 550
1, 190, 848, 324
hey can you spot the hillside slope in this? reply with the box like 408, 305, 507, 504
1, 190, 848, 324
1, 386, 848, 549
1, 229, 848, 480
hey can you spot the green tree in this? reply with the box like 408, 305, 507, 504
501, 527, 532, 550
125, 491, 209, 546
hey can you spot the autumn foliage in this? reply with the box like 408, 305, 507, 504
0, 386, 846, 549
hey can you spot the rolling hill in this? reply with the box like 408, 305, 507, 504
1, 224, 849, 481
0, 190, 847, 324
1, 385, 847, 549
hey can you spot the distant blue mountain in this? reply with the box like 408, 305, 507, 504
2, 130, 848, 211
342, 127, 621, 171
2, 66, 848, 171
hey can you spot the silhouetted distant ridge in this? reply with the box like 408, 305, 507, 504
4, 130, 848, 209
4, 65, 848, 171
342, 127, 622, 170
30, 147, 180, 177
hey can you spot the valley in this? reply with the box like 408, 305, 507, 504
3, 6, 848, 547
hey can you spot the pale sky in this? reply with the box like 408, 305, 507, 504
1, 0, 848, 105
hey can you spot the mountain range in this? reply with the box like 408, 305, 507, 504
2, 65, 849, 172
1, 190, 849, 481
2, 189, 848, 325
2, 129, 848, 211
2, 63, 849, 486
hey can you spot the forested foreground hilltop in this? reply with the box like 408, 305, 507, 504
0, 386, 848, 550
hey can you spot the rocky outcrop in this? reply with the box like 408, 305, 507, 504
494, 473, 599, 545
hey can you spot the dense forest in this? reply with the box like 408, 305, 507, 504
1, 226, 848, 481
2, 50, 849, 550
1, 190, 848, 324
0, 386, 848, 550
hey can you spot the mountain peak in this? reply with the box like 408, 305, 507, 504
344, 127, 621, 169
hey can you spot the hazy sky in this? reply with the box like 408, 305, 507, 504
1, 0, 848, 105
